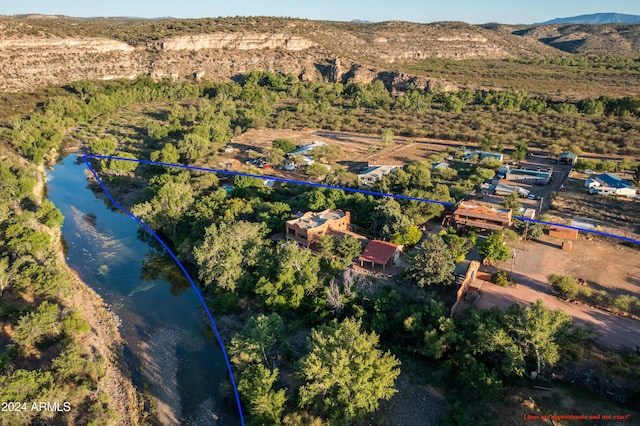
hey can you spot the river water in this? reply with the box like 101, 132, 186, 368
47, 155, 239, 425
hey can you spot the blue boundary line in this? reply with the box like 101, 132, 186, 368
80, 154, 640, 424
87, 154, 640, 246
513, 216, 640, 245
83, 154, 454, 206
81, 156, 246, 426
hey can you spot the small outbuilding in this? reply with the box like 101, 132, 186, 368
549, 225, 579, 241
358, 240, 402, 270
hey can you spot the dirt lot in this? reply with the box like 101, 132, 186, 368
548, 171, 640, 242
230, 128, 446, 170
474, 234, 640, 349
505, 234, 639, 299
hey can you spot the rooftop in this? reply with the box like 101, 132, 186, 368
287, 209, 346, 230
358, 165, 399, 177
359, 240, 400, 265
596, 173, 635, 190
457, 202, 511, 214
559, 152, 578, 159
288, 141, 327, 157
506, 169, 551, 179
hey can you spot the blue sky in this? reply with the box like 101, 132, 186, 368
2, 0, 639, 24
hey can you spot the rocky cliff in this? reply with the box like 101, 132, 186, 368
0, 15, 638, 93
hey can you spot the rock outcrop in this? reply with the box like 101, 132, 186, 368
1, 16, 637, 93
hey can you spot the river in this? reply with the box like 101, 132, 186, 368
47, 155, 239, 425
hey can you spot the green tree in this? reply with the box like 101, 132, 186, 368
229, 313, 284, 370
132, 181, 194, 239
36, 200, 64, 228
316, 234, 336, 259
390, 225, 423, 246
336, 235, 363, 262
297, 317, 400, 423
370, 198, 412, 238
88, 138, 117, 156
491, 301, 572, 378
177, 133, 209, 163
107, 151, 138, 175
256, 242, 321, 310
150, 143, 180, 164
398, 300, 457, 359
502, 188, 521, 211
305, 163, 329, 178
511, 141, 528, 161
441, 232, 472, 263
272, 138, 296, 153
478, 232, 510, 262
405, 234, 456, 287
193, 221, 267, 291
13, 301, 60, 347
479, 135, 495, 152
238, 363, 287, 425
548, 274, 579, 299
381, 128, 394, 147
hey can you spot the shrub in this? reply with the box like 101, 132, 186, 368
272, 138, 296, 153
548, 274, 579, 299
492, 271, 514, 287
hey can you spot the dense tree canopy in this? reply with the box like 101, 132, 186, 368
405, 234, 456, 287
478, 232, 511, 262
192, 221, 267, 291
297, 317, 400, 423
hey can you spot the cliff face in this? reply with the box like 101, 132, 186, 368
152, 32, 317, 51
0, 37, 142, 91
0, 31, 447, 93
1, 15, 638, 94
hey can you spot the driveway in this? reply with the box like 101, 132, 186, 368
475, 278, 640, 350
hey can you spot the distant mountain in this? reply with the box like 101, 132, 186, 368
538, 12, 640, 25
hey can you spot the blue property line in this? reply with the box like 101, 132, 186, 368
513, 216, 640, 245
83, 154, 455, 206
80, 156, 246, 426
81, 153, 639, 424
87, 154, 640, 246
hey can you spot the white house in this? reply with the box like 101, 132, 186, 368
464, 150, 504, 162
432, 162, 450, 170
287, 141, 327, 157
585, 173, 637, 197
357, 165, 399, 185
494, 183, 529, 198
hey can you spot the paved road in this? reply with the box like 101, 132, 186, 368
475, 277, 640, 350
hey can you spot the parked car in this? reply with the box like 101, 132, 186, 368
583, 169, 595, 174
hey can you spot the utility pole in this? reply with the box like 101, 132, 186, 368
523, 220, 529, 249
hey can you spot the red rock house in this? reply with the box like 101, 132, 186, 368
453, 202, 512, 231
285, 209, 352, 248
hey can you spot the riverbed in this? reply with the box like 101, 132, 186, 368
47, 155, 238, 425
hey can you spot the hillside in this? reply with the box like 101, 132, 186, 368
0, 15, 639, 94
510, 23, 640, 54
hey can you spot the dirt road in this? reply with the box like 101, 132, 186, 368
475, 279, 640, 350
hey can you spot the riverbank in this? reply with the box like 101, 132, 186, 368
42, 161, 144, 425
62, 254, 144, 424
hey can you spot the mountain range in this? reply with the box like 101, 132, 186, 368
539, 12, 640, 25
